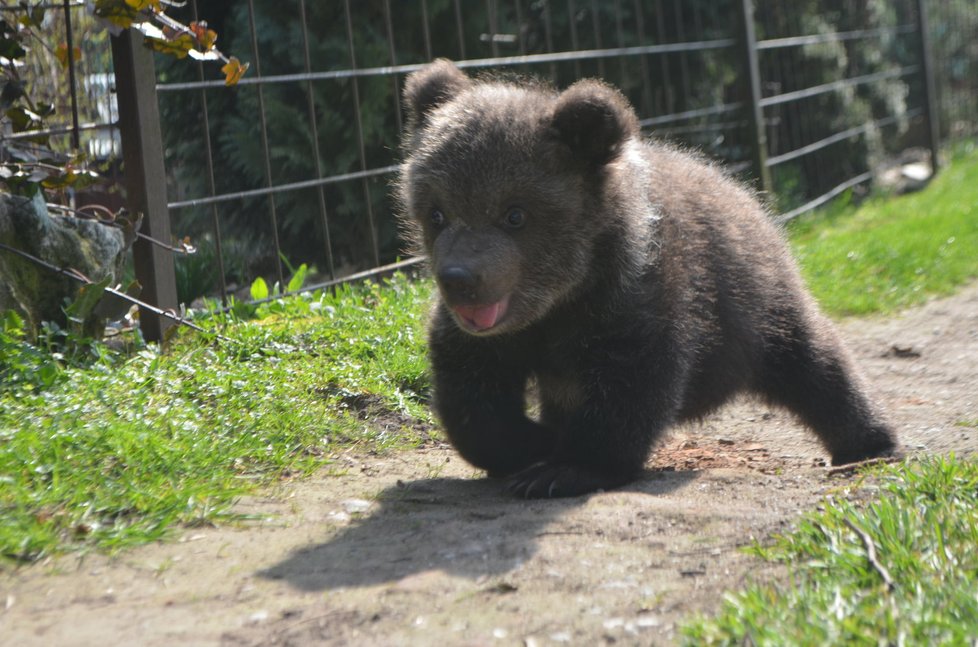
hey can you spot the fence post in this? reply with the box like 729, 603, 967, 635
110, 30, 177, 342
914, 0, 941, 173
737, 0, 772, 194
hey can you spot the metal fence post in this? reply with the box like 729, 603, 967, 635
737, 0, 772, 194
111, 30, 177, 342
914, 0, 941, 173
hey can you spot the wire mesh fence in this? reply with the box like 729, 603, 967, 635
155, 0, 752, 309
1, 1, 977, 340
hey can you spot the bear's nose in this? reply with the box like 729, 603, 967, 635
437, 265, 479, 303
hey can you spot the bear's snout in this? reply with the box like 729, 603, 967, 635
437, 265, 480, 304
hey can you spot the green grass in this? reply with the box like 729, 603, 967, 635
681, 456, 978, 645
788, 145, 978, 316
0, 274, 433, 563
2, 148, 977, 568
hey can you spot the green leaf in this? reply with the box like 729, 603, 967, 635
250, 276, 269, 301
37, 362, 61, 388
287, 264, 309, 293
95, 280, 141, 321
0, 24, 26, 60
229, 296, 257, 320
29, 6, 47, 28
64, 275, 114, 324
1, 310, 26, 340
146, 33, 195, 59
91, 0, 143, 29
1, 80, 25, 110
5, 106, 42, 132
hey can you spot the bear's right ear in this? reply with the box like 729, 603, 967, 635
403, 59, 472, 132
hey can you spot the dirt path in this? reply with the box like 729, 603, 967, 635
3, 283, 977, 646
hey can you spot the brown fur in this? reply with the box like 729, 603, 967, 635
397, 60, 899, 498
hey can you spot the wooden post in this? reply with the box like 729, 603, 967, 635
914, 0, 941, 173
111, 30, 177, 342
737, 0, 772, 194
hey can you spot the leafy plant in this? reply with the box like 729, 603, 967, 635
250, 262, 309, 301
92, 0, 247, 85
0, 12, 99, 196
0, 272, 432, 563
681, 456, 978, 645
0, 310, 63, 394
1, 1, 246, 198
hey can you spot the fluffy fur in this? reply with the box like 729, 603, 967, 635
397, 59, 899, 498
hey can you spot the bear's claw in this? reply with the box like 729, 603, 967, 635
507, 462, 624, 498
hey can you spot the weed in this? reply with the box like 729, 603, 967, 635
0, 273, 432, 564
3, 150, 977, 567
680, 456, 978, 645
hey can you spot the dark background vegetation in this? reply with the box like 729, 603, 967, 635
148, 0, 976, 303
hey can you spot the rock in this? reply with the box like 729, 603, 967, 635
875, 147, 933, 194
0, 192, 128, 336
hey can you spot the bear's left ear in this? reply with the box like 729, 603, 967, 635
551, 80, 639, 166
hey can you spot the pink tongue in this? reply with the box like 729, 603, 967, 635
453, 302, 504, 331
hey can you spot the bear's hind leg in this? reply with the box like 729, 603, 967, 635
757, 320, 899, 466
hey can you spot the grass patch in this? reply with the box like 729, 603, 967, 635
788, 146, 978, 316
681, 456, 978, 645
0, 274, 433, 563
682, 149, 978, 642
3, 149, 976, 566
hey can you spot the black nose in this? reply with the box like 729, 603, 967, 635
437, 265, 479, 303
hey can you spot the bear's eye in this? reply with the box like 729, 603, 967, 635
430, 209, 446, 227
504, 207, 526, 229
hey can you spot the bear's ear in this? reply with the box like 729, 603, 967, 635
403, 59, 472, 131
551, 80, 639, 166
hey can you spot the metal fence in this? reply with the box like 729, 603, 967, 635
2, 1, 977, 341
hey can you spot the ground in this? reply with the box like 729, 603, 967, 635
2, 282, 977, 646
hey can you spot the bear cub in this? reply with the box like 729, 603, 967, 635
397, 59, 899, 498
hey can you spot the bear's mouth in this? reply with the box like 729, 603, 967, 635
451, 296, 510, 333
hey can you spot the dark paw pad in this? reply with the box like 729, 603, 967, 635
507, 462, 626, 498
831, 438, 903, 467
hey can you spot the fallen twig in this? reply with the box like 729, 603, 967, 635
826, 455, 902, 476
843, 517, 895, 591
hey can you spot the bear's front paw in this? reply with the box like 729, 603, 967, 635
830, 431, 902, 466
507, 462, 628, 498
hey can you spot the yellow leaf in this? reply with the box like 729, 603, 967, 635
55, 43, 82, 69
92, 0, 140, 29
189, 21, 218, 51
201, 28, 218, 51
148, 33, 194, 59
221, 57, 249, 86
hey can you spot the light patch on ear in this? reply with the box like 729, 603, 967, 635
551, 79, 640, 166
403, 59, 472, 132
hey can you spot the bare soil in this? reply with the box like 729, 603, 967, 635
3, 282, 977, 646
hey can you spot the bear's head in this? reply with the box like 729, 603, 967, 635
398, 59, 640, 335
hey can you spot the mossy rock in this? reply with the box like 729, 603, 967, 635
0, 193, 127, 337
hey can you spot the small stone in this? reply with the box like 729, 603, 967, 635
341, 499, 372, 514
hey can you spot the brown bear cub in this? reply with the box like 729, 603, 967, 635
397, 59, 899, 498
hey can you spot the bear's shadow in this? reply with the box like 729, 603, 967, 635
258, 469, 698, 591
